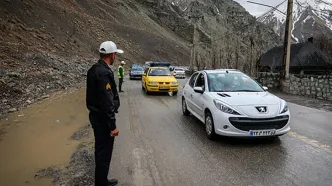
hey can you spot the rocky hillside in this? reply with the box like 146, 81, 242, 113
0, 0, 190, 116
150, 0, 281, 72
0, 0, 280, 116
258, 0, 332, 43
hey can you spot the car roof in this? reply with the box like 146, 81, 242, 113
149, 66, 168, 69
197, 69, 242, 74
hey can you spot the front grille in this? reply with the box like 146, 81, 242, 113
165, 82, 170, 84
229, 116, 289, 131
159, 82, 164, 84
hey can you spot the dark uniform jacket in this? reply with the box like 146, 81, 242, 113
86, 60, 120, 131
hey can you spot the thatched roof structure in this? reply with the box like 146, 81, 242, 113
258, 40, 332, 73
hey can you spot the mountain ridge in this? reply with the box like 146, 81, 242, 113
257, 0, 332, 43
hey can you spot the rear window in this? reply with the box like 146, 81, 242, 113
132, 66, 143, 71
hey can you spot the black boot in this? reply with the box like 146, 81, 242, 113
108, 179, 118, 186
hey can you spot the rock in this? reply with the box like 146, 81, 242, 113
26, 100, 32, 104
42, 95, 50, 99
7, 72, 21, 78
306, 90, 310, 95
2, 99, 7, 103
9, 108, 17, 113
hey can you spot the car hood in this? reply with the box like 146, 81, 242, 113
147, 76, 177, 82
210, 92, 283, 117
210, 92, 280, 106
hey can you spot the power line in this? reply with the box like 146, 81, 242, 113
247, 1, 286, 15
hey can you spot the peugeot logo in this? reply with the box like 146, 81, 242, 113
256, 106, 268, 113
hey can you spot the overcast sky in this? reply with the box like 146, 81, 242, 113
233, 0, 285, 17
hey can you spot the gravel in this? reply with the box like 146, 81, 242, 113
71, 124, 91, 141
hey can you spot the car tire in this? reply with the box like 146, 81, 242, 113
205, 111, 217, 140
173, 91, 178, 96
145, 84, 150, 95
182, 97, 190, 116
142, 84, 144, 90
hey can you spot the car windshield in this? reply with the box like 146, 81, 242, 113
207, 72, 264, 92
148, 68, 172, 76
132, 66, 143, 71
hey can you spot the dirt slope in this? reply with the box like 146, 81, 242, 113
0, 0, 190, 116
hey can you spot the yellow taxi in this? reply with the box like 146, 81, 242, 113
142, 64, 178, 95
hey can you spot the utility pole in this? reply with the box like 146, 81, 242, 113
192, 22, 197, 73
282, 0, 293, 79
188, 15, 203, 73
246, 0, 293, 79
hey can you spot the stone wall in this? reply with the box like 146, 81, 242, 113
256, 72, 332, 101
281, 75, 332, 101
256, 72, 280, 90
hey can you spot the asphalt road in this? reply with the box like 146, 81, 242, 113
110, 77, 332, 186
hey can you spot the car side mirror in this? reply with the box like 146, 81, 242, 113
194, 87, 204, 94
263, 86, 268, 91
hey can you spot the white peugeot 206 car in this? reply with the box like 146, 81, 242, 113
182, 69, 290, 139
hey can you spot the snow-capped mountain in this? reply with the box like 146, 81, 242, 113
257, 0, 332, 43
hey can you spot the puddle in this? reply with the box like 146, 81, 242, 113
0, 89, 89, 186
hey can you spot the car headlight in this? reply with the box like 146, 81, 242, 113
171, 82, 177, 85
280, 101, 289, 114
149, 82, 157, 85
213, 99, 240, 115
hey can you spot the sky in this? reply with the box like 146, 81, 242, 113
233, 0, 285, 17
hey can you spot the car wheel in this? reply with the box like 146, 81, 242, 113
205, 111, 217, 140
142, 84, 144, 90
173, 91, 178, 96
182, 97, 190, 116
145, 84, 150, 95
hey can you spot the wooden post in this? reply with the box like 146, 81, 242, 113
282, 0, 293, 79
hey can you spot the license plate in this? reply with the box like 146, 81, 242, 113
159, 86, 169, 89
249, 129, 276, 136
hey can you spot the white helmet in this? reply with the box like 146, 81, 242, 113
99, 41, 124, 54
121, 61, 126, 65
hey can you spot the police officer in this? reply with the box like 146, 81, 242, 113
86, 41, 123, 186
118, 61, 125, 92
